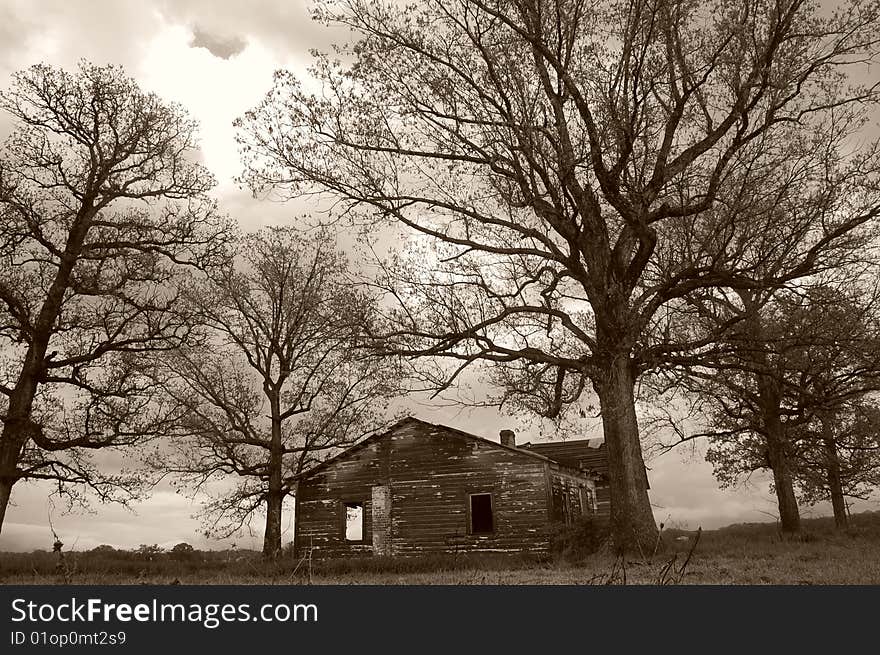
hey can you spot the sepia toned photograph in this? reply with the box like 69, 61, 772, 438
1, 0, 880, 589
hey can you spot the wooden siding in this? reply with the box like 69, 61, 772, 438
549, 470, 592, 522
295, 419, 560, 557
522, 439, 614, 523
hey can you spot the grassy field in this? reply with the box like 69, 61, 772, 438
3, 511, 880, 585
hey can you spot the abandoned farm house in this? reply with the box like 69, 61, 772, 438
293, 417, 610, 557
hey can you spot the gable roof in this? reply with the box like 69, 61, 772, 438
294, 416, 573, 481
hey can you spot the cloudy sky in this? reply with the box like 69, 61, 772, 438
0, 0, 871, 552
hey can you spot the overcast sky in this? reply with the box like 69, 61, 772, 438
0, 0, 873, 552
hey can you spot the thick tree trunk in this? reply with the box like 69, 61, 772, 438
753, 361, 800, 534
262, 396, 284, 558
595, 356, 658, 553
821, 414, 847, 529
0, 208, 94, 534
764, 416, 801, 533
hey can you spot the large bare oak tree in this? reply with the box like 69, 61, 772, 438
0, 62, 232, 533
238, 0, 880, 550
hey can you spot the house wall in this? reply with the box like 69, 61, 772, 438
549, 470, 601, 523
520, 440, 611, 523
294, 421, 555, 557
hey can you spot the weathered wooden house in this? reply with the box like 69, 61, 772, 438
293, 417, 609, 558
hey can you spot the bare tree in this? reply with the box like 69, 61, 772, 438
155, 227, 398, 557
794, 400, 880, 528
0, 62, 232, 534
786, 286, 880, 528
659, 281, 880, 533
238, 0, 880, 550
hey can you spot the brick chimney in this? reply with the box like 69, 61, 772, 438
499, 429, 516, 448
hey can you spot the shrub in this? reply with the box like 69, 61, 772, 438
135, 544, 164, 560
170, 543, 197, 560
550, 517, 605, 561
90, 545, 116, 554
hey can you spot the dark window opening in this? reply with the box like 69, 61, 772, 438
551, 485, 565, 522
344, 502, 364, 541
469, 493, 494, 534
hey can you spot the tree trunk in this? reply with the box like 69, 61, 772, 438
821, 413, 847, 529
262, 394, 284, 558
0, 416, 32, 535
0, 207, 94, 534
263, 486, 283, 557
764, 416, 801, 533
594, 356, 658, 553
0, 476, 14, 536
753, 361, 800, 534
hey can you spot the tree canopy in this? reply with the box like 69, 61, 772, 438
0, 61, 233, 532
154, 226, 399, 555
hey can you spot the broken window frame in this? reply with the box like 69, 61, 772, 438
580, 486, 597, 514
551, 483, 566, 523
342, 500, 365, 543
468, 492, 495, 535
567, 484, 582, 520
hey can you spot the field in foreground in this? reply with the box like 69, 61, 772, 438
3, 511, 880, 585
